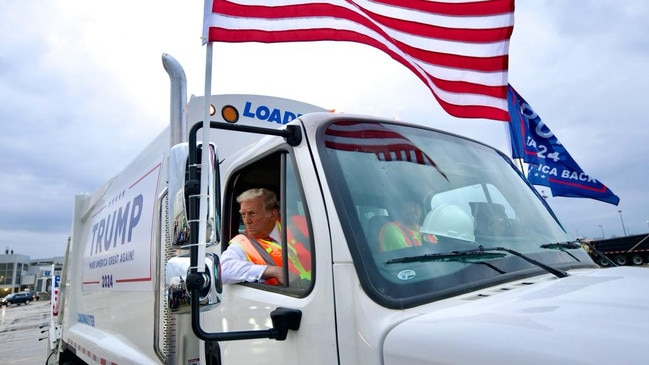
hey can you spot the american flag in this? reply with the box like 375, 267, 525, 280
324, 121, 447, 178
202, 0, 514, 122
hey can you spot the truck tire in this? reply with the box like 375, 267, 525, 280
631, 254, 644, 265
597, 257, 610, 267
61, 354, 85, 365
615, 255, 627, 266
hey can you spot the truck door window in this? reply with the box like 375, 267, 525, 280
224, 151, 313, 294
283, 160, 313, 289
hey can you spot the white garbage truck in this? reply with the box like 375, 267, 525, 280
47, 54, 649, 365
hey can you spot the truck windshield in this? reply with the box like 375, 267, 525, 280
319, 120, 596, 309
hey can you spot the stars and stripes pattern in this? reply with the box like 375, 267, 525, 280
324, 121, 447, 178
203, 0, 515, 121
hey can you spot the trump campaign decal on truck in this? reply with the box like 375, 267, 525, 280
82, 158, 162, 291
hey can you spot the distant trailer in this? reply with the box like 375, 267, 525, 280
587, 234, 649, 266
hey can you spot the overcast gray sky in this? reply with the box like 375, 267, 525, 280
1, 1, 648, 259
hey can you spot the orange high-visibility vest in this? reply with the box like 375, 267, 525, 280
277, 218, 312, 273
230, 234, 281, 285
379, 221, 437, 253
230, 220, 311, 285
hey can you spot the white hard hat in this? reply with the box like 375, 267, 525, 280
421, 204, 475, 242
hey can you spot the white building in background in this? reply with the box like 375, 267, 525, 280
0, 248, 63, 298
31, 256, 64, 295
0, 249, 29, 297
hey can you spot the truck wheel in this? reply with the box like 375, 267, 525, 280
598, 257, 610, 266
614, 255, 627, 266
631, 255, 644, 265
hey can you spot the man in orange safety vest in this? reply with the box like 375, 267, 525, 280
379, 199, 437, 252
221, 188, 311, 287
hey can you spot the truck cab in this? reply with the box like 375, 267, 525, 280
200, 113, 615, 364
50, 56, 649, 365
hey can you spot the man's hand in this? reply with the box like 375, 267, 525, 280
262, 266, 284, 285
262, 266, 310, 288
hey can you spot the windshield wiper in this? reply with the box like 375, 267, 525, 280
386, 250, 506, 264
386, 250, 508, 274
387, 246, 568, 278
540, 242, 582, 249
540, 242, 583, 262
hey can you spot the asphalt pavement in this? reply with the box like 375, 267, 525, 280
0, 299, 50, 365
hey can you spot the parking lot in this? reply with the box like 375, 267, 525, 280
0, 299, 50, 365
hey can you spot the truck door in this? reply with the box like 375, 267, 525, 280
211, 148, 338, 364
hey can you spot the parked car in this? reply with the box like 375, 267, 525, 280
0, 292, 32, 306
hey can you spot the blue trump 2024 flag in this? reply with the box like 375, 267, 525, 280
507, 85, 620, 205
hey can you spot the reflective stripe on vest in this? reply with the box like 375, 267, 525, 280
277, 220, 311, 280
388, 222, 438, 246
392, 222, 422, 247
231, 230, 311, 282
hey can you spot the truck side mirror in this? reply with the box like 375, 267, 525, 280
169, 143, 191, 247
168, 143, 218, 248
165, 253, 222, 313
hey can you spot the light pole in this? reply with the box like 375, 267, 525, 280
618, 210, 628, 236
598, 224, 605, 239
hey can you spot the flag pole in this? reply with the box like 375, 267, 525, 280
516, 158, 525, 174
197, 42, 214, 272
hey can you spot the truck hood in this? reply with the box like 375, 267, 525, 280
383, 266, 649, 365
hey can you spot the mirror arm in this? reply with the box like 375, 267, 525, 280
188, 121, 302, 152
185, 276, 301, 341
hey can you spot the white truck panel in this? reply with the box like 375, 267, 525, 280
188, 94, 327, 175
383, 267, 649, 365
60, 129, 171, 364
